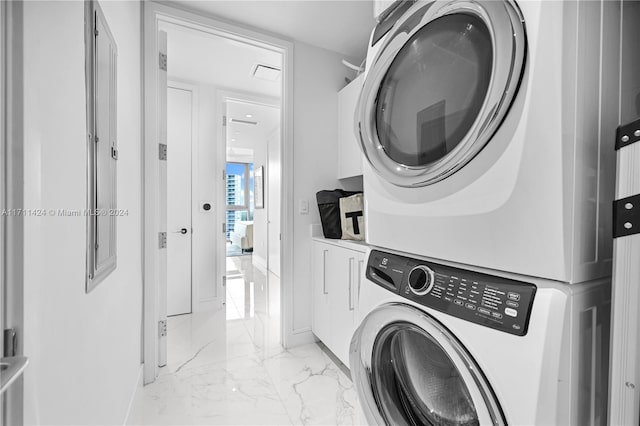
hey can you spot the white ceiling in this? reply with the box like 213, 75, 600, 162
165, 23, 283, 98
168, 0, 376, 60
226, 100, 280, 158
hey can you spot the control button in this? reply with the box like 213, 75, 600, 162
454, 299, 464, 306
478, 308, 491, 315
507, 292, 521, 301
506, 300, 519, 308
491, 312, 503, 319
465, 303, 476, 310
444, 297, 452, 302
505, 308, 517, 317
407, 265, 435, 296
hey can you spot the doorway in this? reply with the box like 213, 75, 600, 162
223, 98, 281, 341
166, 83, 194, 317
143, 3, 291, 384
224, 98, 281, 272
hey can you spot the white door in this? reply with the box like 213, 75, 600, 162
157, 30, 168, 368
267, 128, 281, 277
167, 86, 192, 316
1, 3, 28, 421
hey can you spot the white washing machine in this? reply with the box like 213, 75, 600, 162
350, 248, 611, 425
356, 0, 632, 283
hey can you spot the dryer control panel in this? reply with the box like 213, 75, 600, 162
367, 250, 537, 336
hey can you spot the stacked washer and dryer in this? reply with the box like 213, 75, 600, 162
349, 0, 635, 425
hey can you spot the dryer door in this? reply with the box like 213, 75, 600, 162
350, 303, 505, 425
357, 0, 526, 187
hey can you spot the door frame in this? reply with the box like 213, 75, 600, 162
142, 2, 294, 385
217, 90, 280, 277
265, 125, 281, 277
166, 81, 198, 316
1, 1, 26, 423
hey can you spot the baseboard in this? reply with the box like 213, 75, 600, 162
252, 254, 268, 274
284, 328, 316, 348
123, 364, 143, 425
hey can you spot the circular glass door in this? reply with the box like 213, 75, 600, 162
357, 0, 526, 187
373, 323, 480, 425
350, 304, 505, 426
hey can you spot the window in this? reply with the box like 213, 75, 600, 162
225, 162, 253, 239
85, 1, 118, 292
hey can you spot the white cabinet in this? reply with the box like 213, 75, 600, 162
312, 242, 332, 345
337, 74, 364, 179
311, 240, 366, 366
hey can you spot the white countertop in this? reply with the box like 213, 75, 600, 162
310, 224, 369, 253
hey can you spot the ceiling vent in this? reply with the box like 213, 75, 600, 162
251, 63, 281, 81
229, 118, 258, 126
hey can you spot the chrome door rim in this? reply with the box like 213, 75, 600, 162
350, 303, 506, 425
356, 0, 526, 187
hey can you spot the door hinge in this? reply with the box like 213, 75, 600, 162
3, 328, 17, 357
111, 146, 118, 160
222, 115, 227, 126
613, 193, 640, 238
158, 320, 167, 337
159, 143, 167, 161
615, 117, 640, 150
159, 53, 167, 71
158, 231, 167, 249
222, 223, 226, 234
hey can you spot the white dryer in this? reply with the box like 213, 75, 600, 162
356, 0, 631, 283
350, 248, 611, 425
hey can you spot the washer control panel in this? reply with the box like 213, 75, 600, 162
367, 250, 537, 336
407, 265, 435, 295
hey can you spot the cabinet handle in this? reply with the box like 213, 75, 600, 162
322, 250, 328, 295
348, 257, 355, 311
358, 259, 364, 302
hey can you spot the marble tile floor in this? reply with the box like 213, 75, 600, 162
128, 255, 364, 426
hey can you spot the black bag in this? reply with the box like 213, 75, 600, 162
316, 189, 361, 239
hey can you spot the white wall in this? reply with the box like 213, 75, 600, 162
22, 1, 143, 424
291, 42, 358, 336
251, 132, 269, 270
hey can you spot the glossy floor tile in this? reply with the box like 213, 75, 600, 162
128, 256, 364, 425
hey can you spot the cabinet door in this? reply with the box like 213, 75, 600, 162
331, 247, 363, 365
337, 74, 364, 179
311, 242, 332, 345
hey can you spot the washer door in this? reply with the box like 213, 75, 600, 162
357, 0, 526, 187
350, 304, 505, 425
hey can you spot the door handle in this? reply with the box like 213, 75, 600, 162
358, 259, 364, 306
172, 228, 188, 234
348, 257, 355, 311
322, 250, 328, 295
